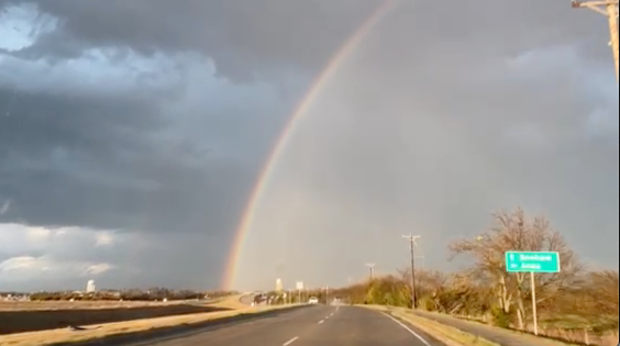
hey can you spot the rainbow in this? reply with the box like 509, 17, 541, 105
221, 0, 396, 290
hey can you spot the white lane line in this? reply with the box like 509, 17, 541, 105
318, 319, 324, 324
282, 336, 299, 346
381, 312, 432, 346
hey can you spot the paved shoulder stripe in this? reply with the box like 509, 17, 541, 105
380, 312, 432, 346
283, 336, 299, 346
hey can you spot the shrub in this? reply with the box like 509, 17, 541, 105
490, 305, 511, 328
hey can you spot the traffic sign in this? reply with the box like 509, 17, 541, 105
505, 251, 560, 337
505, 251, 561, 273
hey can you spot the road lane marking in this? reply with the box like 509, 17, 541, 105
318, 319, 324, 324
282, 336, 299, 346
381, 312, 432, 346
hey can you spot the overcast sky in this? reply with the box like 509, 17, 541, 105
0, 0, 617, 292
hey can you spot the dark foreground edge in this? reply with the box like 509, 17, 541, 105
51, 305, 310, 346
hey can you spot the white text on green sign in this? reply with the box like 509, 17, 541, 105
505, 251, 561, 273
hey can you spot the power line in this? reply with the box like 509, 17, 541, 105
415, 254, 426, 269
402, 234, 421, 309
572, 0, 619, 81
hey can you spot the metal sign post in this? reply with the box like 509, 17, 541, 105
505, 251, 561, 335
296, 281, 303, 304
530, 272, 538, 335
324, 286, 329, 305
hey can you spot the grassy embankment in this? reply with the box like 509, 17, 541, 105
361, 305, 586, 346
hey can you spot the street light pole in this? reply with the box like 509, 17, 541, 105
324, 286, 329, 305
572, 0, 619, 81
402, 234, 421, 309
365, 263, 375, 281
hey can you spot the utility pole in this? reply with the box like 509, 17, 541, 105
324, 286, 329, 305
402, 234, 421, 309
572, 0, 619, 81
365, 263, 375, 281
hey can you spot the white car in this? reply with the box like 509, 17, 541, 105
308, 297, 319, 304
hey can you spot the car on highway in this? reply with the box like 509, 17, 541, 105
308, 296, 319, 304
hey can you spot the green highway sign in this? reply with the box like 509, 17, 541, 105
505, 251, 561, 273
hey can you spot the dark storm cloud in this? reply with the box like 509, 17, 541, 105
1, 0, 617, 291
0, 0, 301, 287
3, 0, 610, 82
0, 85, 257, 234
0, 87, 163, 160
2, 0, 380, 82
0, 71, 263, 289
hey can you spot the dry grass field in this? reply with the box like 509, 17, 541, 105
0, 298, 232, 334
0, 302, 301, 346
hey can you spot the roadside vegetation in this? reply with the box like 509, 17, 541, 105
329, 208, 619, 346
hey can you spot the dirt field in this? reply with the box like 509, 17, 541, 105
0, 303, 302, 346
0, 301, 229, 334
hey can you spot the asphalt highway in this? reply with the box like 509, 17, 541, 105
124, 305, 446, 346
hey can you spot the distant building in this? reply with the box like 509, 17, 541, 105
275, 278, 283, 292
0, 293, 30, 302
86, 279, 96, 293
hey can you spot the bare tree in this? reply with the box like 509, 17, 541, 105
450, 208, 583, 330
579, 270, 619, 330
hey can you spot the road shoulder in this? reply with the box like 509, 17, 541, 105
360, 305, 583, 346
359, 305, 495, 346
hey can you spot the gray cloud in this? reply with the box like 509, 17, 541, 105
1, 0, 618, 292
3, 0, 380, 82
230, 1, 619, 289
0, 75, 271, 289
0, 0, 298, 288
0, 81, 240, 230
6, 1, 611, 81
